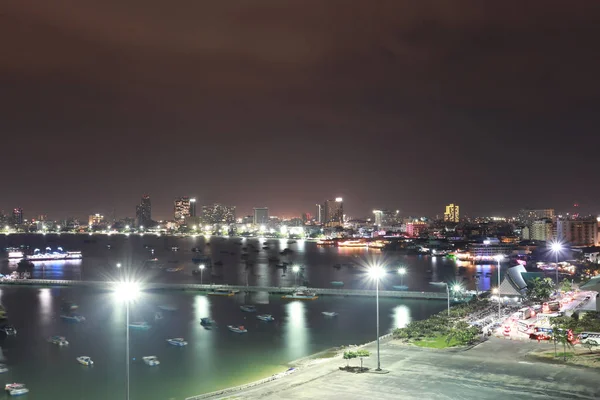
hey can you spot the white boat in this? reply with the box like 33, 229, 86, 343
429, 281, 446, 286
257, 314, 275, 322
6, 248, 24, 260
166, 338, 188, 346
322, 311, 339, 317
208, 289, 238, 297
227, 325, 247, 333
5, 383, 24, 391
76, 356, 94, 366
0, 364, 8, 373
142, 356, 160, 366
48, 336, 69, 346
282, 289, 318, 300
9, 388, 29, 396
25, 247, 82, 261
200, 317, 215, 326
240, 305, 257, 312
171, 246, 179, 251
1, 326, 16, 335
157, 305, 178, 311
128, 321, 151, 330
60, 314, 85, 322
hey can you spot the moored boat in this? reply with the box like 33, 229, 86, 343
208, 288, 238, 297
240, 305, 257, 312
227, 325, 247, 333
0, 325, 17, 335
142, 356, 160, 366
157, 305, 178, 311
429, 281, 446, 286
330, 281, 344, 286
322, 311, 338, 317
0, 364, 8, 373
257, 314, 275, 322
200, 317, 215, 326
393, 285, 409, 291
9, 387, 29, 396
128, 321, 151, 330
48, 336, 69, 346
60, 314, 85, 322
76, 356, 94, 366
5, 383, 25, 392
282, 289, 318, 300
166, 338, 188, 346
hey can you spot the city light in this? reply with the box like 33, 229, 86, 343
292, 265, 300, 273
368, 265, 386, 280
113, 281, 140, 302
199, 264, 205, 270
335, 197, 343, 202
397, 267, 406, 275
116, 263, 122, 268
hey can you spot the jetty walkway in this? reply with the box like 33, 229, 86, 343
0, 279, 449, 300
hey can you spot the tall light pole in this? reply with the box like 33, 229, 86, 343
494, 254, 503, 320
199, 264, 205, 285
114, 281, 140, 400
292, 265, 300, 287
368, 266, 385, 371
397, 267, 406, 287
551, 241, 563, 286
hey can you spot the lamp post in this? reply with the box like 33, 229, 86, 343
114, 281, 140, 400
551, 241, 563, 286
368, 266, 385, 371
494, 255, 503, 320
292, 265, 300, 287
397, 267, 406, 287
199, 264, 205, 285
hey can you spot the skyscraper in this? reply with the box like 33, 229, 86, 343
190, 198, 197, 217
12, 208, 23, 225
443, 204, 460, 223
323, 198, 343, 227
202, 204, 236, 224
253, 207, 269, 225
88, 213, 104, 226
136, 195, 152, 228
174, 196, 191, 221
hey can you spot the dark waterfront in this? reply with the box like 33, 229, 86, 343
0, 234, 504, 399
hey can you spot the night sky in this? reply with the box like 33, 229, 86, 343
2, 1, 600, 220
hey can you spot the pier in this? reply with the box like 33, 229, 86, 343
0, 279, 449, 300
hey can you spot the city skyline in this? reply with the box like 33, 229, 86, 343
2, 3, 600, 220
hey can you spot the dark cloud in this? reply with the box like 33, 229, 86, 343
2, 1, 600, 219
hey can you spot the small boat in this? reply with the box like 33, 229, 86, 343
166, 338, 188, 346
0, 364, 8, 373
330, 281, 344, 286
200, 317, 215, 326
157, 305, 178, 311
227, 325, 247, 333
171, 246, 179, 251
393, 285, 409, 291
240, 305, 257, 312
61, 314, 85, 322
5, 383, 25, 392
48, 336, 69, 346
208, 289, 237, 297
61, 301, 79, 311
1, 325, 17, 335
429, 281, 446, 286
9, 387, 29, 396
282, 290, 318, 300
322, 312, 338, 317
166, 267, 182, 272
155, 312, 163, 321
142, 356, 160, 366
128, 321, 151, 330
76, 356, 94, 366
257, 314, 274, 322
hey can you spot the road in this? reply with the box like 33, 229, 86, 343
210, 338, 600, 400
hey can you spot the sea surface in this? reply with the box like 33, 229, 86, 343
0, 234, 505, 399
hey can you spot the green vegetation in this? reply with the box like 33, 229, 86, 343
392, 300, 487, 348
560, 279, 573, 293
341, 349, 370, 371
525, 277, 554, 302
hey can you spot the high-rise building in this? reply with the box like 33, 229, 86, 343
174, 196, 191, 221
88, 213, 104, 226
253, 207, 269, 225
136, 195, 152, 228
202, 204, 236, 224
518, 209, 555, 225
529, 219, 553, 241
316, 204, 323, 224
323, 198, 344, 227
556, 218, 598, 246
373, 210, 383, 226
443, 204, 460, 223
12, 208, 23, 225
190, 198, 197, 217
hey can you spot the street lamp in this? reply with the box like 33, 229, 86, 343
113, 281, 140, 400
550, 241, 563, 285
116, 263, 122, 268
368, 265, 386, 371
397, 267, 407, 287
494, 254, 504, 320
199, 264, 205, 285
292, 265, 300, 287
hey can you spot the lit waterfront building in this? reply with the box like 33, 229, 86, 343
406, 220, 427, 237
373, 210, 383, 226
518, 208, 555, 225
202, 203, 236, 224
253, 207, 269, 225
316, 204, 323, 224
136, 195, 152, 228
88, 213, 104, 226
530, 219, 553, 241
323, 197, 343, 227
12, 208, 23, 225
190, 198, 196, 217
174, 196, 191, 221
443, 203, 459, 222
556, 218, 598, 246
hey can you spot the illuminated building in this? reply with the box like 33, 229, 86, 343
406, 221, 427, 237
518, 208, 554, 225
136, 195, 152, 227
12, 208, 23, 225
373, 210, 383, 226
253, 207, 269, 225
190, 198, 197, 217
556, 218, 598, 246
88, 213, 104, 226
202, 203, 236, 224
373, 209, 400, 228
316, 204, 323, 224
443, 204, 460, 223
174, 196, 191, 221
530, 219, 553, 241
323, 198, 343, 227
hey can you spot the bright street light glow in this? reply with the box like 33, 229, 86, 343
551, 241, 563, 252
292, 265, 300, 273
397, 267, 406, 275
494, 254, 504, 261
199, 264, 205, 270
452, 284, 462, 292
492, 288, 499, 294
114, 281, 140, 302
116, 263, 122, 268
368, 266, 386, 280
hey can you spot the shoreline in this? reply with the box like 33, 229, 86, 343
185, 333, 395, 400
